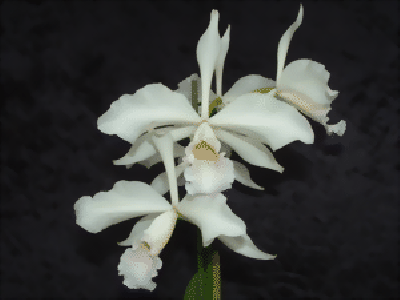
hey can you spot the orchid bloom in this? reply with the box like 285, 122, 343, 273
74, 134, 275, 291
221, 4, 346, 136
100, 10, 314, 195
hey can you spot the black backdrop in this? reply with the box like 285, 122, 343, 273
1, 1, 398, 299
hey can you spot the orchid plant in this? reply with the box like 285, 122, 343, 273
74, 4, 345, 298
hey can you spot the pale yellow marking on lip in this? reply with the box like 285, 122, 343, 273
193, 141, 219, 161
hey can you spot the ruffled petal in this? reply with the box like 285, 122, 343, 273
182, 122, 234, 194
222, 75, 276, 106
151, 161, 189, 195
277, 59, 336, 124
177, 193, 246, 247
232, 161, 264, 190
197, 10, 221, 118
276, 4, 303, 82
219, 234, 276, 260
209, 92, 314, 151
214, 128, 283, 172
216, 26, 230, 96
184, 155, 234, 194
117, 246, 162, 291
97, 84, 201, 144
74, 181, 171, 233
142, 209, 177, 255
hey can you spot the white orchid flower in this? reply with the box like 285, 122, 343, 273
275, 4, 346, 136
74, 134, 275, 291
97, 9, 314, 195
220, 5, 346, 137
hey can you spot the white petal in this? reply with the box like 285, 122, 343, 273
113, 134, 156, 167
118, 246, 162, 291
142, 209, 177, 255
115, 126, 196, 168
118, 210, 178, 256
151, 161, 190, 195
197, 10, 220, 118
97, 84, 201, 144
177, 193, 246, 247
276, 4, 303, 83
219, 234, 276, 260
232, 161, 264, 190
216, 25, 230, 96
138, 143, 186, 169
184, 155, 234, 194
277, 59, 336, 123
223, 75, 276, 106
74, 181, 171, 233
214, 128, 283, 172
209, 92, 314, 151
152, 134, 179, 205
118, 214, 158, 247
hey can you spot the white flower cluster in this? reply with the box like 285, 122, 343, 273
74, 5, 345, 291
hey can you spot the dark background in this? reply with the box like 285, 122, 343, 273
1, 0, 398, 299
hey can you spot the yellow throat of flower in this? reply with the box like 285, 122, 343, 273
193, 141, 219, 161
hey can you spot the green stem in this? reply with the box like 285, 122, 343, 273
196, 228, 221, 299
183, 228, 221, 299
212, 250, 221, 300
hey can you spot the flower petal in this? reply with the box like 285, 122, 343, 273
151, 161, 189, 195
223, 75, 276, 106
232, 161, 264, 190
184, 155, 234, 194
118, 246, 162, 291
209, 92, 314, 151
152, 134, 179, 205
277, 59, 336, 124
97, 84, 201, 144
177, 193, 246, 247
219, 234, 276, 260
137, 143, 186, 169
214, 128, 283, 172
216, 25, 230, 96
142, 209, 177, 255
113, 134, 156, 167
114, 126, 197, 168
276, 4, 303, 83
118, 214, 159, 247
74, 181, 171, 233
197, 10, 221, 118
119, 209, 178, 255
